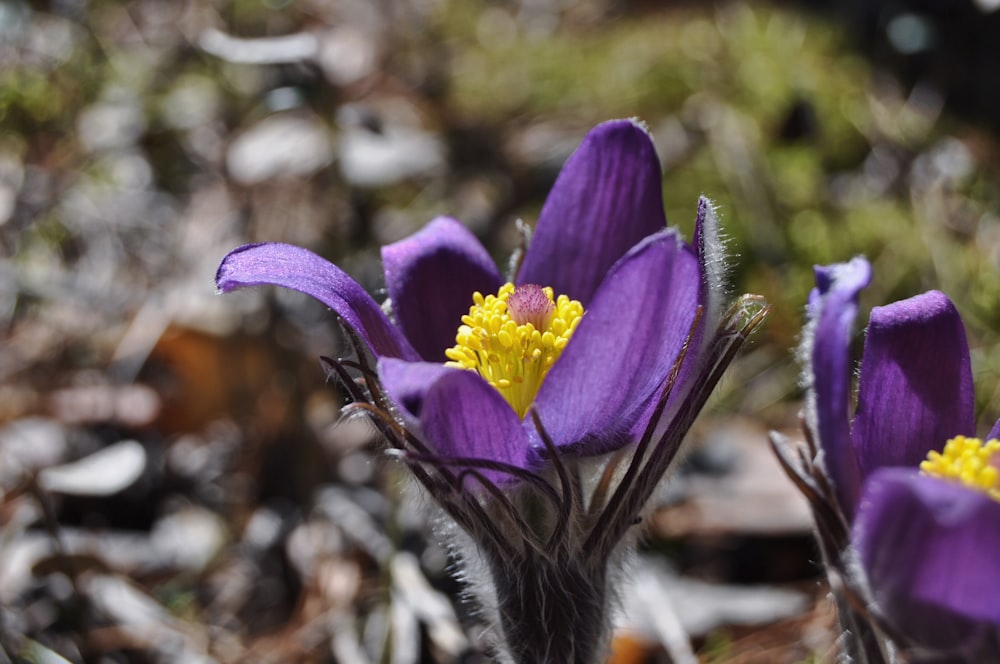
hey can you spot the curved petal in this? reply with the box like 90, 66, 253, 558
990, 417, 1000, 442
854, 468, 1000, 656
516, 119, 667, 307
376, 358, 453, 420
379, 359, 530, 484
532, 229, 700, 455
627, 197, 723, 439
852, 291, 974, 480
216, 243, 417, 360
382, 217, 503, 362
806, 257, 871, 517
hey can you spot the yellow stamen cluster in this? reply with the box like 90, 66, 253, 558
444, 282, 584, 419
920, 436, 1000, 502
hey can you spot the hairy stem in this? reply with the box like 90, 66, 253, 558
490, 550, 611, 664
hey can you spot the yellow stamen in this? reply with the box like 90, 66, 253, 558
444, 282, 584, 419
920, 436, 1000, 502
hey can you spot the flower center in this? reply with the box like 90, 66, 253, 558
444, 282, 584, 419
920, 436, 1000, 502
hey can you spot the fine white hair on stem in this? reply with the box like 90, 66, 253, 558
696, 196, 732, 339
797, 287, 821, 462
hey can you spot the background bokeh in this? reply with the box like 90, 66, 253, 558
3, 0, 1000, 661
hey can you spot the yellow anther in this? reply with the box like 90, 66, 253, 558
920, 436, 1000, 502
444, 282, 584, 419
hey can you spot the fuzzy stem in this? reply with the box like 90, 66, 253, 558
490, 550, 610, 664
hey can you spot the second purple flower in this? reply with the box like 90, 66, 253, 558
775, 257, 1000, 662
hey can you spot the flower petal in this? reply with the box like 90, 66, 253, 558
629, 197, 724, 439
852, 291, 974, 479
516, 119, 667, 307
381, 217, 503, 362
987, 417, 1000, 442
216, 243, 417, 360
854, 468, 1000, 656
379, 358, 530, 483
806, 257, 871, 517
532, 229, 700, 455
376, 358, 453, 420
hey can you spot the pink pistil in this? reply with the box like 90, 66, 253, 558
506, 284, 555, 330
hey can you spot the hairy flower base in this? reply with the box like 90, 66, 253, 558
445, 282, 584, 418
921, 436, 1000, 501
490, 550, 609, 664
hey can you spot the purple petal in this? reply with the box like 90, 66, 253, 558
516, 119, 667, 307
379, 359, 530, 483
216, 243, 417, 360
629, 197, 722, 439
532, 229, 700, 455
852, 291, 974, 479
381, 217, 503, 362
988, 417, 1000, 442
376, 358, 453, 420
854, 468, 1000, 656
807, 257, 871, 517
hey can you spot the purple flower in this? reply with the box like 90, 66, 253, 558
789, 257, 1000, 660
218, 120, 744, 477
217, 119, 766, 663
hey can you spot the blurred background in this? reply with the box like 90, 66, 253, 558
3, 0, 1000, 661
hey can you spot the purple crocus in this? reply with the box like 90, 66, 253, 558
776, 257, 1000, 662
218, 119, 766, 663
